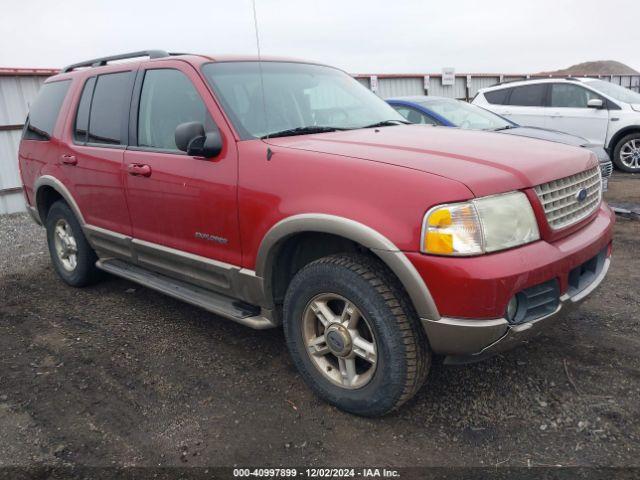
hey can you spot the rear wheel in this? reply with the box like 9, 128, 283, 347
45, 201, 102, 287
283, 254, 430, 416
613, 133, 640, 173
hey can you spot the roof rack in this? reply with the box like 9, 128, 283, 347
61, 50, 170, 73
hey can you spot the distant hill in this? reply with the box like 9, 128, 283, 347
539, 61, 639, 76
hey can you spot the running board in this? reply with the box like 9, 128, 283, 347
96, 258, 277, 330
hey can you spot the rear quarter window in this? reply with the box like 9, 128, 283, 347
23, 80, 71, 140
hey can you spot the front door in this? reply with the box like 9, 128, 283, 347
546, 83, 610, 146
123, 62, 241, 273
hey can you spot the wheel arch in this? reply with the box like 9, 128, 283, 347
255, 214, 441, 321
609, 125, 640, 152
33, 175, 85, 225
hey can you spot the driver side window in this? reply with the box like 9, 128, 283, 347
550, 84, 603, 108
138, 69, 215, 151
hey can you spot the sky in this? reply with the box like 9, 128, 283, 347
0, 0, 638, 74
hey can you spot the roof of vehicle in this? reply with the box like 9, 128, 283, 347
57, 50, 330, 76
387, 95, 458, 103
478, 76, 595, 92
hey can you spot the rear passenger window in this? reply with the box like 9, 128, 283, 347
508, 84, 547, 107
137, 69, 214, 151
484, 88, 510, 105
74, 77, 96, 142
23, 80, 71, 140
88, 72, 134, 145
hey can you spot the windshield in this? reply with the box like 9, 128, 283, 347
201, 62, 405, 139
584, 79, 640, 104
419, 98, 513, 130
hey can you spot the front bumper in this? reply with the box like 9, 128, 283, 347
422, 253, 610, 363
409, 203, 614, 360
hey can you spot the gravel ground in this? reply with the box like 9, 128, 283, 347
0, 172, 639, 470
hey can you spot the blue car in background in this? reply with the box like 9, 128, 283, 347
387, 96, 613, 188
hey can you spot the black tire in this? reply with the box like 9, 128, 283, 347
612, 132, 640, 173
45, 201, 102, 287
283, 253, 430, 416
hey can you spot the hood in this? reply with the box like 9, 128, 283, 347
499, 126, 588, 147
500, 126, 610, 163
266, 125, 597, 197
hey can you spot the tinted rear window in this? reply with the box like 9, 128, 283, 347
88, 72, 133, 145
484, 88, 510, 105
23, 80, 71, 140
74, 77, 96, 142
508, 84, 547, 107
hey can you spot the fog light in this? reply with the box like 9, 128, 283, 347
506, 296, 518, 321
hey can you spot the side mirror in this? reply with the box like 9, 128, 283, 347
587, 98, 604, 109
175, 121, 223, 158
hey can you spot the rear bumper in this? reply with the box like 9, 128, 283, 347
422, 254, 610, 362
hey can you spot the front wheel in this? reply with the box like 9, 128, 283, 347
283, 254, 430, 416
613, 133, 640, 173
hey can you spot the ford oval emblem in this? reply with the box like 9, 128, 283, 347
575, 188, 588, 203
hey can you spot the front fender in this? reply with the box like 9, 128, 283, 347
255, 213, 440, 321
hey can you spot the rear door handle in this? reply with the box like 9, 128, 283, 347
127, 163, 152, 177
60, 154, 77, 166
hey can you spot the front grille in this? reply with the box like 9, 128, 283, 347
534, 167, 602, 230
600, 161, 613, 178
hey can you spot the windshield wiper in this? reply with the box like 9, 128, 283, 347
492, 125, 517, 131
360, 119, 411, 128
260, 126, 345, 139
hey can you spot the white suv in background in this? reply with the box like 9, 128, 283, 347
473, 78, 640, 172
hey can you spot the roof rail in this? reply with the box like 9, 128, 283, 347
492, 78, 528, 87
61, 50, 170, 73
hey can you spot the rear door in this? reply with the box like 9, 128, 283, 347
547, 83, 609, 145
123, 61, 241, 267
499, 84, 549, 127
60, 69, 135, 234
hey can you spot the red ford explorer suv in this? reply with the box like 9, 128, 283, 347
19, 51, 614, 416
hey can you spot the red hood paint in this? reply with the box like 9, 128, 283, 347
266, 125, 598, 197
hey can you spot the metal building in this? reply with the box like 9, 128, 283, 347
0, 68, 55, 214
356, 72, 640, 99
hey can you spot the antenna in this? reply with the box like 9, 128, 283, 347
252, 0, 270, 141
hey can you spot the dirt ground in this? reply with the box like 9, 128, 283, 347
0, 172, 638, 471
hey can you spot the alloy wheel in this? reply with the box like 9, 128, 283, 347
620, 139, 640, 169
53, 218, 78, 271
302, 293, 377, 389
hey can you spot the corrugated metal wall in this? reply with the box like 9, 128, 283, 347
359, 73, 640, 100
0, 71, 51, 215
1, 69, 640, 215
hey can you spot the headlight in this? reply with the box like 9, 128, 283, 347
421, 191, 540, 255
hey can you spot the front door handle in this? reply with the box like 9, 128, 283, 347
60, 154, 77, 166
127, 163, 152, 177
